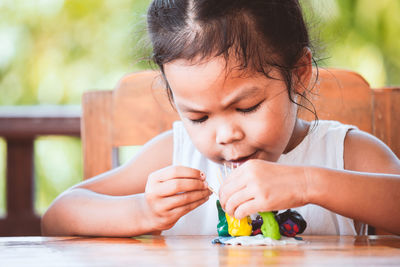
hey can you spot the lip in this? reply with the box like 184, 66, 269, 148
226, 150, 259, 165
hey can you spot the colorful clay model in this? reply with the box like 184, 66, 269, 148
225, 213, 252, 236
216, 200, 230, 236
259, 212, 281, 240
214, 165, 306, 240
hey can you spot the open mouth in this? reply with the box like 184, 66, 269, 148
227, 150, 259, 165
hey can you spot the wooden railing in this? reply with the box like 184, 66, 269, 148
0, 106, 81, 236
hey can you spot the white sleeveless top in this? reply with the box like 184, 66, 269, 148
162, 120, 358, 236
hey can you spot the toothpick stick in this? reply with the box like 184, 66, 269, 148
216, 167, 224, 185
223, 163, 228, 177
208, 185, 217, 196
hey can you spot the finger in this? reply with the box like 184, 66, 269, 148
151, 165, 205, 183
219, 171, 247, 209
223, 163, 245, 182
224, 187, 254, 217
233, 199, 260, 219
157, 178, 209, 197
169, 194, 210, 218
161, 189, 212, 211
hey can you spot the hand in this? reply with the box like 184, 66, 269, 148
145, 165, 212, 231
219, 159, 309, 219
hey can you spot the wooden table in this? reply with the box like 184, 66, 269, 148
0, 235, 399, 266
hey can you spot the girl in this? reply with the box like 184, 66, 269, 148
42, 0, 400, 237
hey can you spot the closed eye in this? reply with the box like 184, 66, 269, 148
236, 100, 263, 114
190, 115, 208, 124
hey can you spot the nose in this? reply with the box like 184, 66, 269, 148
215, 121, 244, 145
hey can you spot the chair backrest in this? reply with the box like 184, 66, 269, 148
81, 69, 400, 179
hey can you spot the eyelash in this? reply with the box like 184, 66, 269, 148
236, 101, 263, 114
190, 116, 209, 124
189, 101, 264, 124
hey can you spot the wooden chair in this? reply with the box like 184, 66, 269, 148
81, 69, 400, 180
81, 71, 179, 179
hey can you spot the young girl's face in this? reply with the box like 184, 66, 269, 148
164, 57, 301, 165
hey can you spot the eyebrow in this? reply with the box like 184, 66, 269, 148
177, 86, 262, 113
223, 86, 261, 107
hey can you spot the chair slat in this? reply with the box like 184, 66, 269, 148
112, 71, 179, 147
373, 88, 400, 158
82, 91, 113, 179
299, 69, 373, 133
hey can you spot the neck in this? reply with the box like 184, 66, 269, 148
283, 119, 310, 154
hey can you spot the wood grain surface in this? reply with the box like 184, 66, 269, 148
1, 235, 399, 266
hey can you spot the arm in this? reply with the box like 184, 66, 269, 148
42, 131, 173, 236
306, 129, 400, 234
42, 130, 211, 237
41, 188, 156, 236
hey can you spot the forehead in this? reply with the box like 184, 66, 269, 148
163, 57, 279, 96
164, 57, 230, 87
163, 57, 288, 113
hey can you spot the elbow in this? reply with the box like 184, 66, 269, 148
41, 202, 69, 236
41, 208, 54, 236
40, 192, 77, 236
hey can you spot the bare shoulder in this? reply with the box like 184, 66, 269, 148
124, 129, 174, 176
344, 129, 400, 174
76, 130, 174, 195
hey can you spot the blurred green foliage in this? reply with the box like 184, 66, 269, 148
0, 0, 151, 106
34, 136, 83, 214
0, 0, 399, 215
304, 0, 400, 87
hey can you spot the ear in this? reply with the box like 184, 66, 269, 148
293, 47, 313, 96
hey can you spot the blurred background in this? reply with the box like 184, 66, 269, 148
0, 0, 399, 217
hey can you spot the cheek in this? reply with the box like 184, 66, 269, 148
248, 102, 297, 147
182, 123, 218, 159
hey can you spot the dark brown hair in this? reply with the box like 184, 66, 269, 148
147, 0, 318, 116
